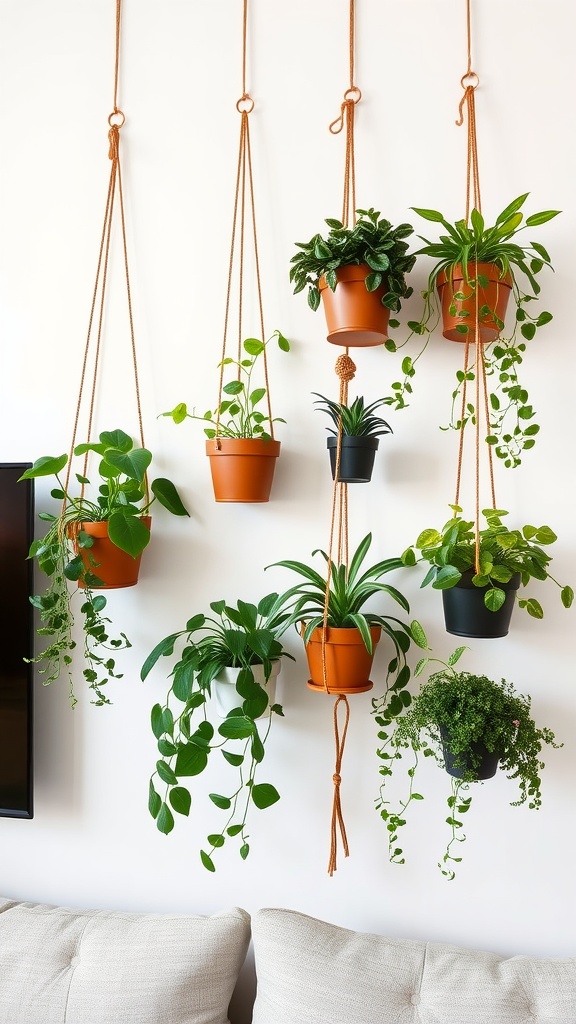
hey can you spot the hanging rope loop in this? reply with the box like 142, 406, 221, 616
328, 694, 351, 876
64, 0, 146, 504
335, 352, 356, 385
329, 88, 361, 135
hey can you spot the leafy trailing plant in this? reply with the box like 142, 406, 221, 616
290, 208, 416, 320
375, 647, 562, 878
313, 393, 392, 439
19, 428, 189, 706
401, 505, 573, 619
141, 595, 294, 872
161, 330, 290, 440
269, 532, 427, 682
384, 194, 560, 468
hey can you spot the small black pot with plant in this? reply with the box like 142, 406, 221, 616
401, 505, 573, 638
313, 393, 392, 483
374, 647, 562, 878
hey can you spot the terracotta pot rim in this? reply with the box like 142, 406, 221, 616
205, 438, 281, 457
305, 624, 382, 646
70, 515, 152, 537
318, 262, 378, 291
436, 262, 513, 289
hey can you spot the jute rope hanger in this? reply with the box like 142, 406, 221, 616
64, 0, 146, 504
452, 0, 497, 575
321, 0, 364, 878
214, 0, 273, 446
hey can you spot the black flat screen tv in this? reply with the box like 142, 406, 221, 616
0, 463, 34, 818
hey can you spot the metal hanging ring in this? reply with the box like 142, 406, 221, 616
236, 94, 254, 113
460, 72, 479, 90
108, 109, 126, 127
343, 86, 362, 104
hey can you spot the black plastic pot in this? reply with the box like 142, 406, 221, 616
327, 435, 379, 484
440, 726, 500, 780
442, 570, 521, 639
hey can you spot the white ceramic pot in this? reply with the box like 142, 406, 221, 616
213, 661, 281, 719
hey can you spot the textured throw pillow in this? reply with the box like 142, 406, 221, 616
252, 907, 576, 1024
0, 897, 250, 1024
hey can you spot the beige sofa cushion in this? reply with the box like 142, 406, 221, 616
251, 907, 576, 1024
0, 897, 250, 1024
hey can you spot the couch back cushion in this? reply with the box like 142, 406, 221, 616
252, 908, 576, 1024
0, 898, 250, 1024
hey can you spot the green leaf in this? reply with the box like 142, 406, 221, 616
411, 206, 445, 223
108, 511, 150, 558
141, 633, 180, 680
525, 598, 544, 619
207, 834, 225, 848
520, 323, 536, 341
218, 717, 254, 740
105, 447, 152, 483
156, 760, 178, 786
240, 843, 250, 860
148, 780, 161, 819
209, 793, 232, 810
200, 850, 216, 872
175, 743, 209, 776
561, 586, 574, 609
169, 787, 191, 816
525, 210, 561, 227
222, 750, 244, 767
151, 478, 189, 517
251, 783, 280, 809
151, 704, 165, 739
243, 337, 265, 356
156, 802, 174, 835
18, 454, 68, 480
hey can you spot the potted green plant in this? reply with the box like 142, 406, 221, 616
162, 330, 290, 502
141, 594, 294, 872
313, 392, 392, 484
375, 647, 562, 878
269, 533, 426, 694
386, 194, 560, 468
19, 428, 189, 706
401, 505, 574, 638
290, 208, 416, 347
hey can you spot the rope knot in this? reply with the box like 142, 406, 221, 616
333, 773, 342, 787
335, 353, 356, 383
108, 125, 120, 161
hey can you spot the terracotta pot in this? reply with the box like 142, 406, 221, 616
304, 625, 381, 694
206, 438, 280, 503
436, 262, 512, 343
319, 264, 390, 347
442, 569, 521, 639
74, 516, 151, 590
213, 661, 281, 720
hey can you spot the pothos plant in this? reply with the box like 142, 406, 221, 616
141, 594, 294, 872
161, 330, 290, 439
383, 194, 560, 468
19, 428, 189, 706
401, 505, 573, 619
374, 647, 562, 879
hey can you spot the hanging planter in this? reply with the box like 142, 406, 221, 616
401, 507, 573, 633
319, 264, 391, 347
326, 436, 378, 484
439, 726, 500, 780
314, 393, 392, 484
142, 596, 293, 871
376, 649, 562, 878
206, 438, 281, 503
19, 431, 189, 705
290, 209, 416, 348
304, 625, 380, 694
74, 516, 152, 590
442, 568, 520, 639
213, 660, 281, 719
436, 262, 512, 343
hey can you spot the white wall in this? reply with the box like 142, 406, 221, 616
1, 0, 574, 970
